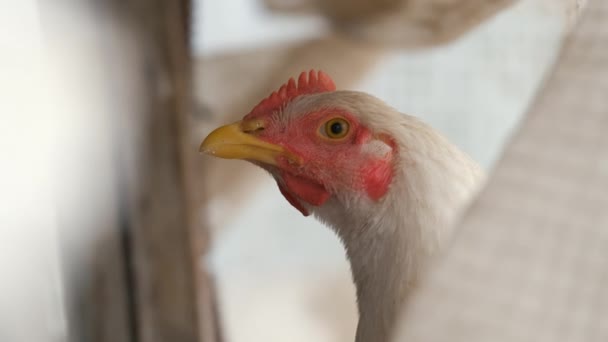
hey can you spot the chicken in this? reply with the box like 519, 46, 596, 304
200, 70, 483, 342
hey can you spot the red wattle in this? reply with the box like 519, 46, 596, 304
277, 182, 310, 216
282, 172, 330, 207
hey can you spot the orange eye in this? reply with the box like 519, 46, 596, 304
324, 118, 350, 139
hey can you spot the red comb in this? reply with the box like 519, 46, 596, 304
245, 70, 336, 119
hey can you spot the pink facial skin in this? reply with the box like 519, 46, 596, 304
254, 109, 394, 216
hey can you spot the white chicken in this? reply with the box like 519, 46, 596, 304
201, 70, 483, 342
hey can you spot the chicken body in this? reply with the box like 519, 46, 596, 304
201, 71, 483, 342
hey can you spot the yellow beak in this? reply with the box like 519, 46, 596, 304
199, 120, 300, 166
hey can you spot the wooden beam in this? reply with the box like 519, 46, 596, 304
108, 0, 221, 341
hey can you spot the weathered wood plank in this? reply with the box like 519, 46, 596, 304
108, 0, 221, 341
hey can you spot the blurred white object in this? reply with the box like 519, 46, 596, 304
0, 2, 67, 341
193, 0, 328, 55
1, 3, 137, 341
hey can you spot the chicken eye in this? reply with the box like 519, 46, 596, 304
324, 118, 350, 139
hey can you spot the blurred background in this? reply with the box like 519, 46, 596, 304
1, 1, 595, 342
194, 1, 568, 342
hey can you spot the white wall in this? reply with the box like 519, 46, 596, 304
0, 4, 139, 341
0, 3, 68, 341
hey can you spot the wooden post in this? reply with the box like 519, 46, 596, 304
39, 1, 221, 340
38, 0, 223, 339
108, 1, 221, 341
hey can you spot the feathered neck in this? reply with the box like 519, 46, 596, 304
310, 110, 483, 342
312, 182, 427, 342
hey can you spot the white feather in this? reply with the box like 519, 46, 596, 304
285, 91, 485, 342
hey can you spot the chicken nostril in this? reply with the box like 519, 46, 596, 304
243, 127, 264, 136
241, 119, 266, 134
